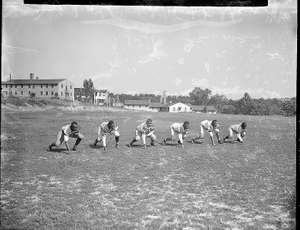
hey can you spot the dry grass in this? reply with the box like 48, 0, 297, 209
1, 108, 296, 229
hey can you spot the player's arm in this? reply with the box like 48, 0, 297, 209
64, 141, 71, 151
69, 125, 81, 135
237, 133, 243, 142
209, 131, 215, 145
97, 126, 102, 141
141, 124, 148, 133
62, 126, 75, 138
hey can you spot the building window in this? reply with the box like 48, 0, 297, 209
61, 84, 63, 88
41, 85, 43, 88
10, 85, 12, 88
46, 85, 48, 88
6, 85, 8, 88
15, 85, 17, 88
70, 85, 72, 89
6, 91, 8, 95
61, 92, 63, 96
70, 93, 72, 96
51, 91, 53, 95
46, 91, 48, 95
173, 107, 175, 111
29, 85, 31, 88
29, 91, 31, 95
41, 91, 43, 95
52, 85, 54, 88
15, 91, 17, 95
21, 85, 23, 88
33, 85, 35, 89
21, 91, 23, 95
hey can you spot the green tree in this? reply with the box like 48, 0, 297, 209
207, 94, 227, 113
237, 92, 259, 115
282, 98, 296, 116
83, 79, 94, 104
189, 87, 212, 105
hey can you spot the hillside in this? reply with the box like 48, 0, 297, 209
1, 96, 120, 112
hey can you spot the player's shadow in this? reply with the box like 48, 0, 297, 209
89, 143, 100, 149
127, 144, 145, 148
187, 140, 205, 144
158, 142, 179, 146
223, 140, 239, 144
47, 148, 70, 154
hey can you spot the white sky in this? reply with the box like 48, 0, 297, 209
2, 0, 297, 99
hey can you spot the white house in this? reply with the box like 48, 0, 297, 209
168, 102, 192, 113
94, 89, 109, 105
1, 73, 75, 101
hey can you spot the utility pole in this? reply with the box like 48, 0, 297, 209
9, 73, 12, 97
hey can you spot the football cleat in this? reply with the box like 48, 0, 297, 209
162, 139, 166, 145
47, 144, 52, 152
191, 138, 195, 144
150, 142, 155, 147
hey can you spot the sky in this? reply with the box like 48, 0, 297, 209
2, 0, 297, 100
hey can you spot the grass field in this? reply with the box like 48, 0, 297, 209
1, 107, 296, 229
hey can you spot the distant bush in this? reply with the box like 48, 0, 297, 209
5, 96, 27, 107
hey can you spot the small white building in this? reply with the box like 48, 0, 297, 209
94, 89, 109, 105
168, 102, 192, 113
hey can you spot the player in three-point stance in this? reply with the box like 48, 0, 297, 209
127, 119, 156, 149
223, 122, 247, 144
48, 121, 83, 152
191, 120, 222, 146
162, 121, 190, 148
93, 120, 120, 151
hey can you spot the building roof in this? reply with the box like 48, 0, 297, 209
124, 100, 150, 105
149, 103, 165, 108
94, 89, 108, 93
191, 105, 205, 110
2, 79, 68, 85
168, 102, 192, 107
191, 105, 217, 111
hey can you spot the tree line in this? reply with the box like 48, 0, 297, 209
82, 79, 296, 117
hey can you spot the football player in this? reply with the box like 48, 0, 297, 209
191, 120, 222, 146
94, 120, 120, 151
127, 119, 156, 149
223, 122, 247, 143
162, 121, 190, 148
48, 121, 83, 152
